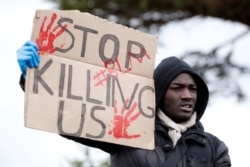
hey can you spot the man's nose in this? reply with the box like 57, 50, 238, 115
181, 88, 193, 99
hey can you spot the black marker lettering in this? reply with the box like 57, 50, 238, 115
106, 74, 112, 107
86, 106, 106, 139
111, 76, 138, 109
74, 25, 98, 57
56, 17, 75, 53
126, 40, 145, 68
138, 86, 155, 118
67, 65, 83, 100
33, 58, 53, 95
86, 70, 102, 104
57, 100, 86, 136
58, 63, 66, 97
99, 34, 119, 64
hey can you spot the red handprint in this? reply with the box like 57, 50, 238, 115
108, 99, 141, 139
36, 13, 68, 54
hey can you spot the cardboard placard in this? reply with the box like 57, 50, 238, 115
25, 10, 158, 150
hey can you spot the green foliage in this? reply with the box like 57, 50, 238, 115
67, 146, 110, 167
99, 161, 110, 167
69, 160, 83, 167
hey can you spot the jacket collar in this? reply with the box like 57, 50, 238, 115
155, 116, 207, 146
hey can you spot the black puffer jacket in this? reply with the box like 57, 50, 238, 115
62, 118, 231, 167
20, 56, 231, 166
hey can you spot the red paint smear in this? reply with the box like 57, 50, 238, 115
127, 47, 151, 66
93, 69, 107, 86
94, 40, 152, 87
36, 13, 68, 55
105, 58, 132, 74
93, 68, 118, 87
108, 99, 141, 139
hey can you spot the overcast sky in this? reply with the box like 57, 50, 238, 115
0, 0, 250, 166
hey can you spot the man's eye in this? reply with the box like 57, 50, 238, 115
190, 87, 197, 91
172, 87, 181, 90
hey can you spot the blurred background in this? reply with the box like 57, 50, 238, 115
0, 0, 250, 166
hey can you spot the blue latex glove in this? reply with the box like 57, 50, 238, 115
16, 41, 40, 78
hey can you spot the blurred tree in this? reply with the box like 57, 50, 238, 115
48, 0, 250, 100
49, 0, 250, 30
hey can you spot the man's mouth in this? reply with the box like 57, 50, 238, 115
180, 103, 193, 112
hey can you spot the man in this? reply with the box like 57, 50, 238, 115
17, 41, 231, 166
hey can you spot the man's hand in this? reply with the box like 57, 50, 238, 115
16, 41, 40, 78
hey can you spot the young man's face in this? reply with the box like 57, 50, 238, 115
161, 73, 197, 123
